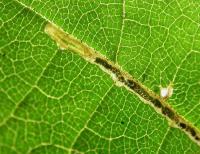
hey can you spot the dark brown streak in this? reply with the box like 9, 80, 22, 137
151, 99, 163, 108
161, 106, 175, 120
179, 122, 187, 129
95, 57, 113, 70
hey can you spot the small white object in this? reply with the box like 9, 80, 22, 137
160, 85, 173, 98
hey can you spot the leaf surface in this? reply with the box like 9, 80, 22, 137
1, 0, 200, 153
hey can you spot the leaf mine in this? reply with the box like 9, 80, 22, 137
45, 22, 200, 146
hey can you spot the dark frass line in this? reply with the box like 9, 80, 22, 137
95, 57, 200, 141
44, 23, 200, 146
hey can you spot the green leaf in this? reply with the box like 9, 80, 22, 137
1, 0, 200, 153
